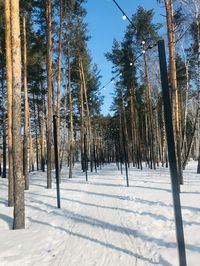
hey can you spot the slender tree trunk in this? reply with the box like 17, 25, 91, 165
79, 62, 85, 171
33, 94, 39, 171
67, 45, 74, 178
46, 0, 52, 188
1, 62, 6, 179
181, 61, 189, 157
36, 94, 42, 168
5, 0, 14, 206
41, 97, 45, 171
183, 109, 198, 169
57, 0, 62, 165
11, 0, 25, 229
29, 130, 34, 172
23, 15, 29, 190
196, 19, 200, 173
80, 61, 93, 172
164, 0, 183, 183
130, 93, 136, 166
143, 49, 155, 169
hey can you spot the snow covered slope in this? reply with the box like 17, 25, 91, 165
0, 161, 200, 265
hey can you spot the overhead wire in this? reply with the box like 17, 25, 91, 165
99, 0, 158, 92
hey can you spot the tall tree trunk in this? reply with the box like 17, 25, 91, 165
144, 51, 155, 169
80, 60, 93, 171
195, 18, 200, 173
67, 45, 74, 178
37, 94, 42, 169
23, 15, 29, 190
181, 61, 189, 157
46, 0, 52, 188
29, 130, 34, 172
33, 94, 39, 171
164, 0, 183, 183
5, 0, 14, 206
41, 97, 45, 172
11, 0, 25, 229
1, 65, 6, 179
56, 0, 62, 166
79, 62, 85, 171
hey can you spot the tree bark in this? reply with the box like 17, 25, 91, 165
79, 62, 85, 171
41, 96, 45, 172
164, 0, 183, 183
56, 0, 62, 167
23, 15, 29, 190
143, 49, 155, 169
4, 0, 14, 206
11, 0, 25, 229
46, 0, 52, 188
1, 61, 7, 179
80, 60, 93, 171
67, 45, 74, 179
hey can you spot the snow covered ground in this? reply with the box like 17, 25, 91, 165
0, 161, 200, 266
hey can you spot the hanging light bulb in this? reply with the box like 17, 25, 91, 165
130, 62, 133, 66
122, 15, 127, 20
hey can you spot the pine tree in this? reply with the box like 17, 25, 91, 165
4, 0, 14, 206
11, 0, 25, 229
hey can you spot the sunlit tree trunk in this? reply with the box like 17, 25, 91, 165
1, 65, 6, 179
143, 50, 155, 169
22, 15, 29, 190
46, 0, 52, 188
5, 0, 14, 206
11, 0, 25, 229
33, 94, 39, 171
41, 96, 45, 172
196, 18, 200, 173
164, 0, 183, 183
67, 45, 74, 178
80, 61, 93, 171
29, 129, 34, 172
57, 0, 62, 166
79, 61, 85, 171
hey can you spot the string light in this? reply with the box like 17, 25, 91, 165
98, 0, 158, 92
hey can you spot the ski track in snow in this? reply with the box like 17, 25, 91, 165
0, 161, 200, 266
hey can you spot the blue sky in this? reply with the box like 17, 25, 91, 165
84, 0, 166, 115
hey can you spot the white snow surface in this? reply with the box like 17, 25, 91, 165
0, 161, 200, 266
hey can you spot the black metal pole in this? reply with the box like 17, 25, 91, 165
84, 133, 88, 182
158, 40, 187, 266
53, 115, 61, 209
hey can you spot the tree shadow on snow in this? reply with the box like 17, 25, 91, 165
26, 200, 200, 254
0, 199, 7, 206
28, 217, 171, 265
26, 195, 200, 228
0, 213, 13, 229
